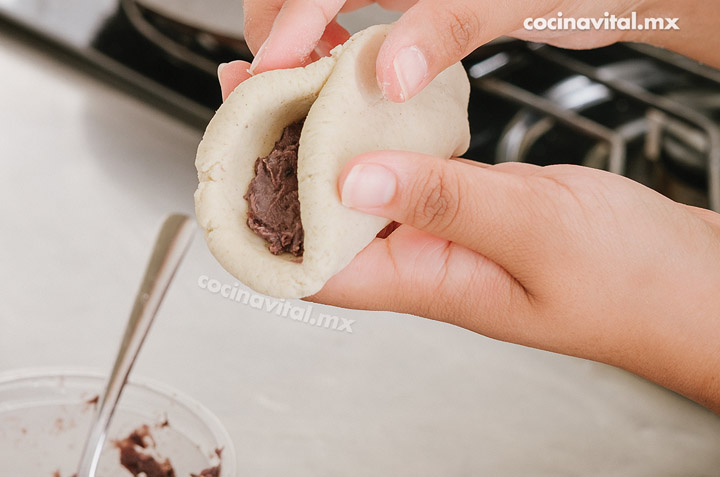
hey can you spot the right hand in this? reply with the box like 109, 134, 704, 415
310, 151, 720, 414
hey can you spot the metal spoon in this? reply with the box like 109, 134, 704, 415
76, 214, 196, 477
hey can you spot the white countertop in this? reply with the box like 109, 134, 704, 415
1, 29, 720, 476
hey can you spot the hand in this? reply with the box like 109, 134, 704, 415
242, 0, 720, 103
309, 152, 720, 413
216, 3, 720, 412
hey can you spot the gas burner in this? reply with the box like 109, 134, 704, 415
465, 42, 720, 212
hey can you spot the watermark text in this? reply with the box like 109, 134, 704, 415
523, 12, 679, 32
197, 275, 355, 333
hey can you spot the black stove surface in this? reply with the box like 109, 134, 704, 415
0, 0, 250, 128
464, 42, 720, 211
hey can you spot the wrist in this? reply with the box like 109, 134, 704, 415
616, 234, 720, 414
649, 292, 720, 414
575, 214, 720, 414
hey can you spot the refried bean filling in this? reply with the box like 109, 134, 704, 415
244, 120, 305, 257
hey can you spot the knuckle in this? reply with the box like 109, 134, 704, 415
410, 164, 461, 233
437, 5, 481, 58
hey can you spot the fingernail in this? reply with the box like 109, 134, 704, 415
249, 38, 269, 74
217, 62, 227, 79
341, 164, 397, 209
392, 46, 427, 101
313, 38, 333, 59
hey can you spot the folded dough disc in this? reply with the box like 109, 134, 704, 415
195, 25, 471, 298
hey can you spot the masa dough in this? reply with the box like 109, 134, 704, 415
195, 25, 470, 298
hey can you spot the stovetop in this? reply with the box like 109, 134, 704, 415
463, 41, 720, 211
3, 0, 719, 211
0, 0, 242, 127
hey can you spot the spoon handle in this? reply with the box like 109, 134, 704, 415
76, 214, 197, 477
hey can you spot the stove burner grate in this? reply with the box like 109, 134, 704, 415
467, 42, 720, 212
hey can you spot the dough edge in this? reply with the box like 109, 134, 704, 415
195, 25, 471, 299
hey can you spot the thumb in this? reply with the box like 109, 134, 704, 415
377, 0, 532, 102
338, 150, 542, 279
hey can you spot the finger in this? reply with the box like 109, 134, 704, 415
339, 0, 417, 13
488, 161, 542, 176
270, 19, 349, 65
249, 0, 348, 74
376, 0, 419, 11
452, 159, 545, 178
243, 0, 284, 54
338, 150, 541, 273
453, 159, 544, 176
453, 157, 490, 168
308, 225, 533, 341
376, 0, 539, 101
339, 0, 374, 12
315, 19, 352, 57
217, 60, 253, 101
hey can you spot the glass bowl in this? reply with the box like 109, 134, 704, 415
0, 368, 236, 477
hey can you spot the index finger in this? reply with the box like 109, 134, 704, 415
243, 0, 283, 53
247, 0, 349, 74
